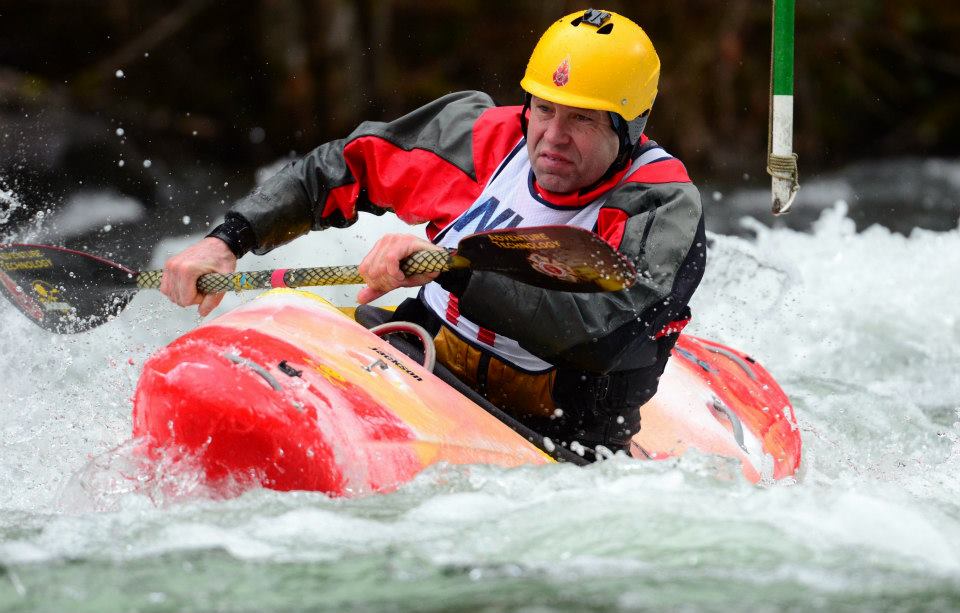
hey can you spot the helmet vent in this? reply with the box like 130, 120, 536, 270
572, 10, 612, 28
596, 23, 614, 35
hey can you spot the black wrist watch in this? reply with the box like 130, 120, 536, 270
206, 214, 258, 258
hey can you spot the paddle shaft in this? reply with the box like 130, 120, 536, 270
135, 249, 464, 294
0, 225, 635, 333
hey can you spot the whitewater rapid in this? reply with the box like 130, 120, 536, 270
1, 202, 959, 611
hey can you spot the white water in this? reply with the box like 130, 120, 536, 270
2, 202, 960, 611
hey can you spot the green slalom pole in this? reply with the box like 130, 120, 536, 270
768, 0, 799, 214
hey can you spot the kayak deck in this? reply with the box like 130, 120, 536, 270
132, 289, 801, 496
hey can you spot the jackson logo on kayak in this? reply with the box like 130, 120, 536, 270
368, 346, 423, 382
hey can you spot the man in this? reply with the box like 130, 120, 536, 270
161, 9, 705, 458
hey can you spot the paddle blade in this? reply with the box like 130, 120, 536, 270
0, 244, 137, 333
456, 225, 636, 292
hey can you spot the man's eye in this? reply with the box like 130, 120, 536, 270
576, 114, 593, 123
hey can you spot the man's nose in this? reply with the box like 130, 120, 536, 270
542, 116, 571, 145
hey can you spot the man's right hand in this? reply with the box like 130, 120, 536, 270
160, 237, 238, 317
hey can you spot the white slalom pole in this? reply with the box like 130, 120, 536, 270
768, 0, 799, 214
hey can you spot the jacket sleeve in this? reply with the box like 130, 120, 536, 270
226, 91, 497, 254
455, 180, 706, 373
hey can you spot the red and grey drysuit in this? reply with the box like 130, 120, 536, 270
211, 91, 705, 456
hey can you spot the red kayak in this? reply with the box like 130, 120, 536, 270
132, 289, 801, 496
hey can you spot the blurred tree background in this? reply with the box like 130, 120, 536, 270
1, 0, 959, 244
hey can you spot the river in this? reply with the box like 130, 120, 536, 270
1, 166, 960, 611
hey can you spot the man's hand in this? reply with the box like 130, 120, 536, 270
160, 237, 238, 317
357, 234, 442, 304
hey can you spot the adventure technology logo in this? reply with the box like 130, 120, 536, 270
553, 58, 570, 87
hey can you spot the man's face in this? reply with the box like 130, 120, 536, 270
526, 96, 620, 194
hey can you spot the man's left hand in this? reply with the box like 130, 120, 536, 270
357, 234, 442, 304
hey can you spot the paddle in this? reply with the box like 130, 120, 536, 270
0, 225, 636, 334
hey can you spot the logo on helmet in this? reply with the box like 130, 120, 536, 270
552, 59, 570, 87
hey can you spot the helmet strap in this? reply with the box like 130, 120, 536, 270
609, 113, 632, 170
519, 93, 532, 138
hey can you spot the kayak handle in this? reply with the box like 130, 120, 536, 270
368, 321, 437, 372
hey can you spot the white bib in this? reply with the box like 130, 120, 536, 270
422, 139, 663, 372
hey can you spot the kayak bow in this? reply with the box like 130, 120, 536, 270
132, 289, 802, 496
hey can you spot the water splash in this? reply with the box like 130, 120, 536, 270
0, 180, 22, 228
3, 203, 960, 611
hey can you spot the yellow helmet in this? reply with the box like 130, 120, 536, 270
520, 9, 660, 122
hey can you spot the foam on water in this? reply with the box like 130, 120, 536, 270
2, 203, 960, 611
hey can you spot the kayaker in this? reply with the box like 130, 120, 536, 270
160, 9, 705, 459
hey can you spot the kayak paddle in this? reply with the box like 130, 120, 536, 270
0, 225, 636, 334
